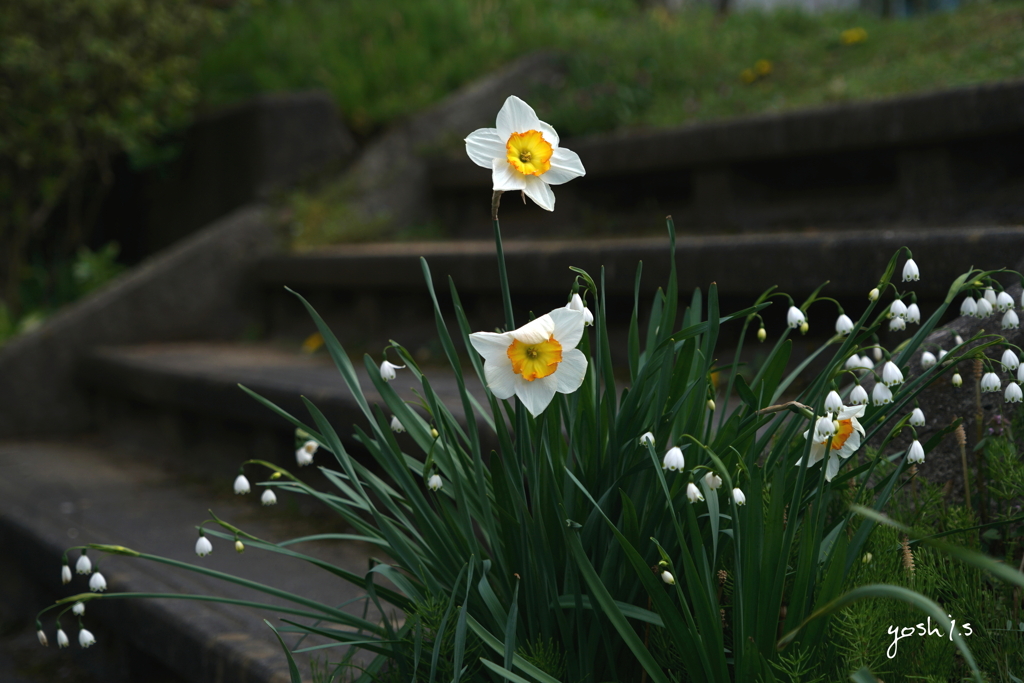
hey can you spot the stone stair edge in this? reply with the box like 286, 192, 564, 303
256, 225, 1024, 297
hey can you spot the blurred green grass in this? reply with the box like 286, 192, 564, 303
198, 0, 1024, 138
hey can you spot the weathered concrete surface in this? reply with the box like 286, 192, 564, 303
0, 439, 380, 683
433, 78, 1024, 236
337, 51, 565, 235
0, 206, 280, 439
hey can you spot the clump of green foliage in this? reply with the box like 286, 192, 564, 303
199, 0, 1024, 139
0, 0, 221, 326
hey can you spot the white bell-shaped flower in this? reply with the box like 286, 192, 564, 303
981, 372, 1002, 393
872, 347, 883, 362
390, 416, 405, 433
960, 297, 978, 317
57, 629, 70, 648
902, 258, 920, 282
976, 297, 994, 318
661, 570, 676, 585
61, 564, 72, 585
938, 349, 948, 360
233, 474, 251, 495
882, 361, 904, 386
195, 535, 213, 557
907, 440, 925, 464
906, 303, 921, 324
889, 300, 908, 320
835, 314, 854, 336
639, 431, 655, 447
37, 629, 48, 647
872, 383, 893, 406
1018, 364, 1024, 382
566, 293, 594, 326
952, 372, 963, 387
72, 602, 85, 616
825, 390, 844, 414
983, 288, 998, 307
428, 474, 443, 491
75, 553, 92, 575
379, 360, 405, 382
814, 414, 837, 442
686, 482, 705, 503
89, 571, 107, 592
261, 489, 277, 506
786, 306, 806, 329
79, 628, 96, 649
295, 440, 317, 466
909, 408, 926, 427
662, 447, 685, 472
1003, 309, 1020, 330
1001, 350, 1020, 371
889, 317, 906, 332
732, 488, 746, 505
849, 385, 869, 405
704, 471, 723, 490
1005, 382, 1023, 403
845, 354, 863, 370
996, 291, 1014, 312
920, 351, 936, 369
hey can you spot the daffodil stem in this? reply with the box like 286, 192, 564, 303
492, 217, 514, 330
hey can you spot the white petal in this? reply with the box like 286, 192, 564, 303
537, 120, 559, 148
465, 128, 505, 168
543, 147, 586, 185
515, 373, 557, 417
496, 96, 542, 140
825, 454, 842, 481
522, 174, 555, 211
469, 330, 513, 363
554, 348, 587, 394
483, 355, 517, 400
838, 404, 866, 421
512, 314, 555, 345
837, 429, 862, 459
548, 307, 585, 349
491, 158, 527, 192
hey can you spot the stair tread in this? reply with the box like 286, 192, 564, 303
0, 438, 381, 683
257, 225, 1024, 298
81, 342, 482, 430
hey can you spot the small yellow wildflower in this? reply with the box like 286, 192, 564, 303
840, 28, 868, 45
754, 59, 773, 76
740, 68, 756, 84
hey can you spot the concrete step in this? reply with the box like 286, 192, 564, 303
78, 342, 486, 478
256, 225, 1024, 350
0, 439, 380, 683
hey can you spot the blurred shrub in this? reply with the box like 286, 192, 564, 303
0, 0, 221, 318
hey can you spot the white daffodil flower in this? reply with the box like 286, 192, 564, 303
469, 307, 587, 417
872, 383, 893, 406
889, 300, 908, 320
996, 291, 1014, 312
786, 306, 805, 329
849, 385, 869, 406
89, 571, 107, 592
379, 360, 405, 382
464, 96, 585, 211
686, 482, 705, 503
907, 440, 925, 464
906, 303, 921, 324
1002, 309, 1020, 330
261, 489, 277, 506
428, 474, 443, 491
704, 471, 723, 490
1000, 349, 1019, 371
295, 440, 317, 467
976, 297, 994, 318
195, 535, 213, 557
825, 390, 844, 414
639, 431, 655, 447
79, 628, 96, 648
57, 629, 69, 648
835, 314, 854, 335
75, 553, 92, 575
732, 488, 746, 505
960, 297, 977, 317
981, 372, 1001, 393
566, 293, 594, 326
920, 351, 936, 369
799, 404, 866, 481
882, 361, 904, 387
662, 446, 685, 472
909, 408, 926, 427
902, 258, 920, 282
1006, 382, 1023, 403
233, 474, 251, 495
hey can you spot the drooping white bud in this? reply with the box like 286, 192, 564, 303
920, 351, 936, 369
824, 390, 843, 414
849, 385, 869, 405
981, 372, 1001, 393
960, 297, 978, 317
1005, 382, 1023, 403
902, 259, 920, 282
786, 306, 805, 329
662, 447, 685, 472
907, 440, 925, 464
909, 408, 925, 427
889, 300, 908, 320
195, 535, 213, 557
1001, 350, 1020, 372
379, 360, 405, 382
905, 303, 921, 324
882, 361, 904, 386
686, 482, 705, 503
704, 471, 723, 490
872, 383, 893, 406
835, 314, 854, 335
